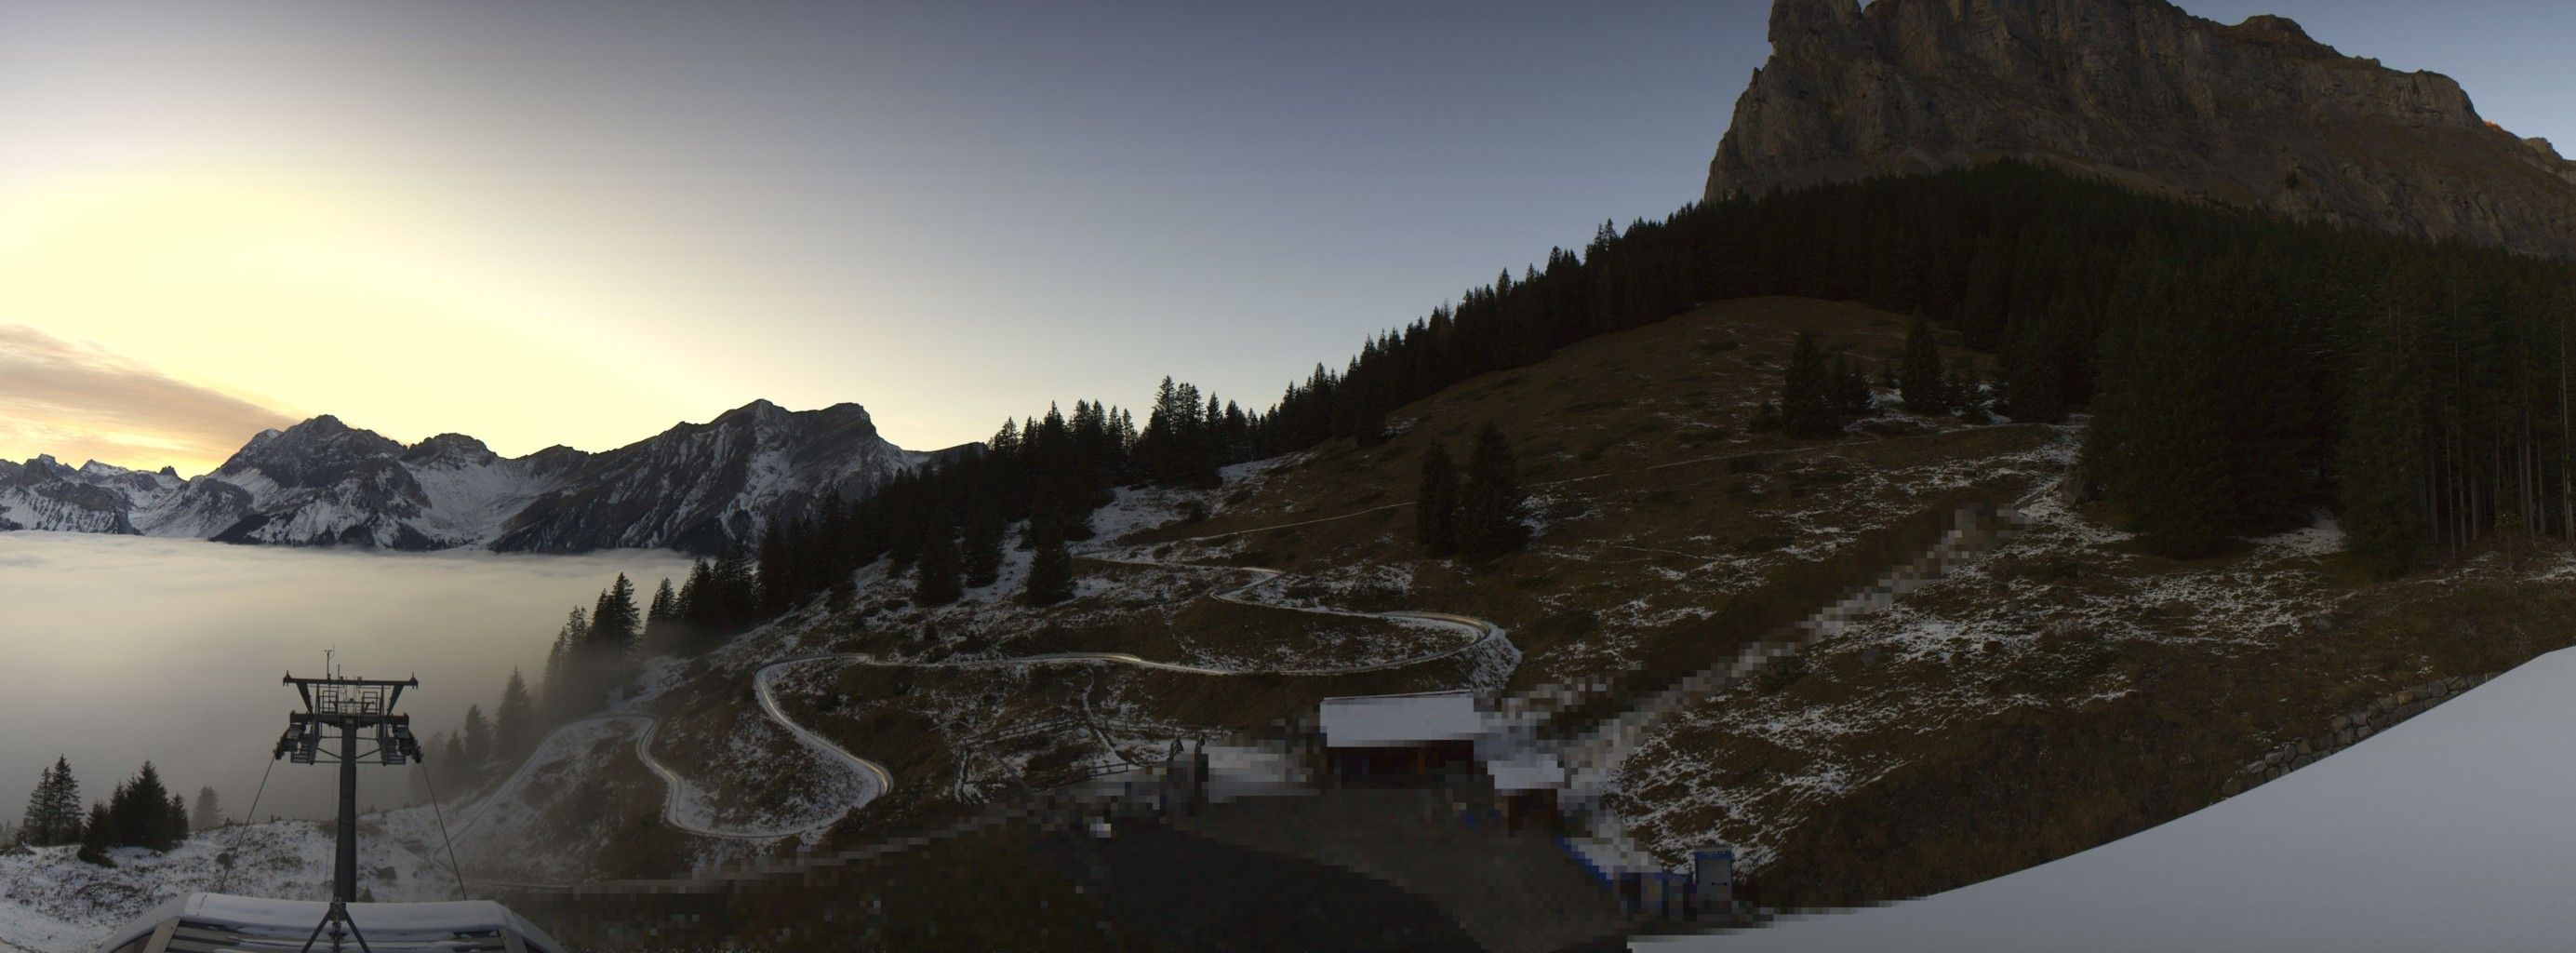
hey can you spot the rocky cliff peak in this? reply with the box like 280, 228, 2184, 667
1709, 0, 2576, 259
213, 414, 407, 488
402, 433, 498, 468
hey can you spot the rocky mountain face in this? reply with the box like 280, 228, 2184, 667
0, 400, 958, 554
490, 400, 940, 554
1709, 0, 2576, 259
0, 457, 178, 534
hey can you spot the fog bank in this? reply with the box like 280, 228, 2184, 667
0, 531, 694, 822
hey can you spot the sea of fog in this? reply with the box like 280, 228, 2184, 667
0, 531, 695, 823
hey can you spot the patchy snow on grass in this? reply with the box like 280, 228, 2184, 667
0, 821, 453, 953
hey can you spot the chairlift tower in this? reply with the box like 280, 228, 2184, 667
273, 657, 424, 950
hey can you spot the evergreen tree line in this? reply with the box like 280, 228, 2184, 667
748, 161, 2574, 624
748, 396, 1168, 616
409, 659, 553, 800
493, 160, 2561, 683
16, 757, 197, 866
1766, 315, 1994, 437
1283, 159, 2571, 570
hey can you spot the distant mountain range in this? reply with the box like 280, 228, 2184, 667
0, 400, 969, 554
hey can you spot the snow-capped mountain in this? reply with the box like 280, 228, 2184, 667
491, 399, 936, 553
0, 457, 181, 534
0, 400, 960, 553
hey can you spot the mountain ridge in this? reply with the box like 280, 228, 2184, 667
0, 400, 969, 554
1709, 0, 2576, 259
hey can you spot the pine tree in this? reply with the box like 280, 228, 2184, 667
1900, 311, 1949, 414
166, 794, 189, 850
19, 756, 82, 846
460, 705, 493, 773
1456, 423, 1528, 561
107, 762, 177, 851
1781, 331, 1840, 437
1415, 443, 1461, 557
192, 786, 222, 832
541, 607, 587, 721
588, 574, 641, 655
76, 802, 113, 866
913, 514, 964, 607
644, 578, 678, 647
674, 560, 713, 636
1832, 353, 1873, 418
438, 733, 469, 797
1022, 527, 1075, 607
961, 504, 1005, 589
495, 669, 535, 764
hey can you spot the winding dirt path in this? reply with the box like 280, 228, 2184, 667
450, 558, 1508, 851
456, 420, 2049, 852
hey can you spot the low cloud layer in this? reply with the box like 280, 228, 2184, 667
0, 324, 296, 473
0, 532, 695, 821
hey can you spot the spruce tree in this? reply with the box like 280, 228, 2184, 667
541, 607, 586, 721
16, 763, 41, 846
674, 560, 713, 636
913, 514, 964, 607
644, 578, 678, 647
108, 762, 175, 851
166, 794, 189, 850
1832, 353, 1873, 418
192, 786, 221, 832
1900, 311, 1949, 414
460, 705, 493, 773
495, 669, 535, 763
588, 574, 641, 655
438, 733, 469, 796
77, 802, 113, 866
961, 504, 1005, 589
1416, 443, 1461, 557
1456, 423, 1528, 561
19, 756, 81, 846
1022, 527, 1075, 607
1781, 331, 1840, 437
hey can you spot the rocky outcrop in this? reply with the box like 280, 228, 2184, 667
1709, 0, 2576, 259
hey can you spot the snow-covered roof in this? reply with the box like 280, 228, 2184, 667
1486, 752, 1568, 793
91, 893, 567, 953
1319, 690, 1488, 747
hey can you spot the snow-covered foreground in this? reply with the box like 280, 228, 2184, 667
1637, 645, 2576, 953
0, 822, 453, 953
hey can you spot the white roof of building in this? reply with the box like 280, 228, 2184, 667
1318, 690, 1488, 747
1486, 752, 1568, 793
93, 893, 567, 953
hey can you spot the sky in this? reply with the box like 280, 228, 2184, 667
0, 1, 2568, 476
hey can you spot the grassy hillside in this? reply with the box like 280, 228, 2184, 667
494, 293, 2576, 945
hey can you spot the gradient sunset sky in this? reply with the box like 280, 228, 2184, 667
2, 0, 2568, 476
